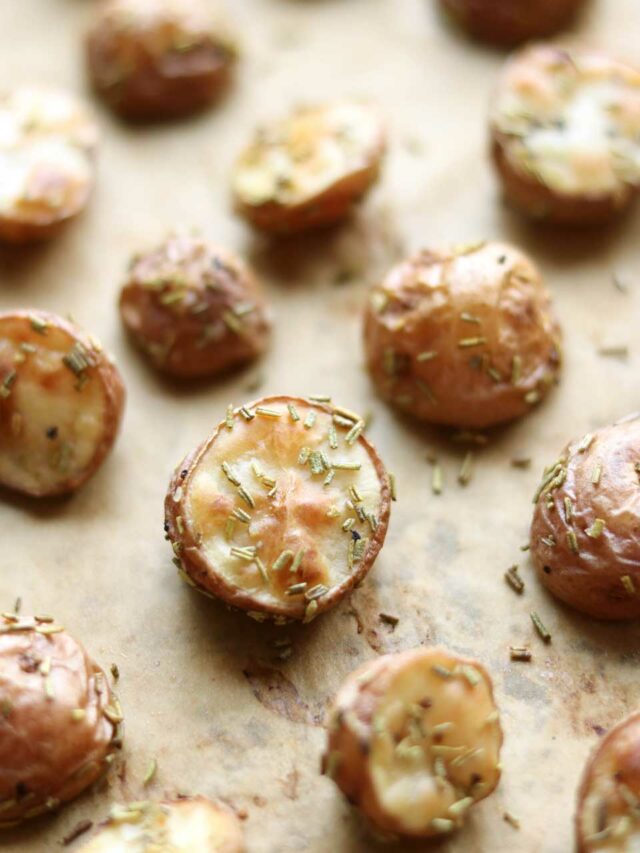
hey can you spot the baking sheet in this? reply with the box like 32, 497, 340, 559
2, 1, 640, 850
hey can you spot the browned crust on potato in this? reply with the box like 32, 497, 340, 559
119, 238, 270, 378
323, 647, 503, 839
441, 0, 587, 46
0, 310, 126, 497
0, 619, 121, 827
363, 241, 562, 429
530, 414, 640, 620
576, 712, 640, 851
164, 395, 392, 622
86, 0, 237, 120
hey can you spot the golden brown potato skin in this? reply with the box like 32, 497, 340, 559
0, 310, 126, 498
576, 712, 640, 851
232, 102, 386, 235
86, 0, 237, 120
323, 647, 503, 839
363, 241, 561, 429
441, 0, 586, 46
0, 617, 121, 828
165, 395, 392, 623
490, 45, 640, 226
119, 236, 270, 378
531, 415, 640, 620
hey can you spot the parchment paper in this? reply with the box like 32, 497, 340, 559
2, 1, 640, 851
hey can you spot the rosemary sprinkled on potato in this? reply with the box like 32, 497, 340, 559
239, 406, 255, 421
505, 565, 525, 594
62, 343, 94, 378
304, 410, 317, 430
591, 463, 602, 485
309, 395, 331, 403
511, 355, 522, 385
567, 530, 579, 553
524, 390, 540, 405
255, 407, 281, 418
71, 708, 86, 721
30, 316, 48, 334
232, 508, 251, 523
577, 434, 595, 453
230, 546, 257, 562
287, 403, 300, 422
458, 336, 487, 348
238, 486, 255, 508
225, 405, 234, 430
221, 461, 240, 486
345, 421, 364, 445
621, 575, 636, 595
530, 611, 551, 643
0, 370, 17, 399
431, 818, 454, 833
586, 518, 605, 538
290, 549, 305, 574
432, 663, 453, 679
328, 424, 338, 449
285, 582, 307, 596
143, 758, 157, 786
460, 312, 481, 325
417, 351, 437, 362
303, 600, 319, 622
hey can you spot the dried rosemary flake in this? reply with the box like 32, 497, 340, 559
103, 704, 124, 724
432, 664, 453, 679
505, 566, 525, 594
285, 582, 307, 596
239, 406, 255, 421
389, 473, 397, 501
621, 575, 636, 595
221, 461, 240, 486
586, 518, 605, 539
511, 355, 522, 385
331, 461, 361, 470
458, 336, 487, 348
379, 613, 399, 628
232, 508, 251, 523
0, 370, 17, 398
511, 456, 531, 469
34, 624, 64, 635
431, 462, 443, 495
30, 316, 48, 334
255, 407, 281, 418
461, 665, 481, 687
309, 451, 324, 475
510, 646, 532, 662
298, 447, 310, 465
238, 486, 255, 508
417, 350, 438, 362
173, 486, 183, 502
71, 708, 86, 721
449, 797, 474, 817
328, 424, 338, 450
303, 600, 319, 623
304, 411, 317, 430
62, 343, 94, 377
577, 433, 595, 453
564, 497, 573, 522
566, 530, 579, 554
222, 310, 243, 334
287, 403, 300, 422
110, 663, 120, 681
524, 390, 540, 405
224, 518, 236, 540
230, 546, 257, 562
323, 470, 335, 487
225, 405, 234, 430
504, 812, 521, 829
530, 611, 551, 643
431, 818, 454, 833
591, 463, 602, 486
598, 345, 628, 359
460, 312, 481, 325
290, 549, 305, 574
271, 550, 293, 572
333, 414, 356, 428
305, 584, 328, 601
309, 395, 331, 403
487, 366, 502, 382
458, 451, 474, 486
345, 421, 364, 445
255, 557, 269, 584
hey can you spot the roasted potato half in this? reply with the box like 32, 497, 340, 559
0, 87, 98, 243
363, 241, 561, 429
0, 310, 125, 498
86, 0, 237, 120
531, 415, 640, 620
165, 396, 392, 623
491, 44, 640, 225
323, 647, 502, 840
0, 615, 122, 828
119, 235, 271, 378
232, 102, 385, 234
441, 0, 587, 46
576, 712, 640, 851
78, 797, 245, 852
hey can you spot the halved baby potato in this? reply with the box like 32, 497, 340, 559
86, 0, 237, 120
119, 234, 271, 378
441, 0, 587, 46
0, 87, 98, 243
576, 712, 640, 851
530, 414, 640, 620
363, 240, 562, 429
0, 614, 122, 828
323, 647, 502, 840
232, 101, 385, 234
78, 797, 245, 852
0, 310, 125, 497
491, 44, 640, 225
165, 395, 392, 623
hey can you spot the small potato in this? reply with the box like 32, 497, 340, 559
0, 615, 122, 828
119, 235, 271, 378
86, 0, 237, 120
0, 310, 125, 497
530, 415, 640, 620
441, 0, 587, 46
490, 44, 640, 225
363, 241, 561, 429
165, 396, 392, 624
576, 712, 640, 851
78, 797, 245, 852
0, 87, 98, 243
322, 647, 502, 840
232, 102, 385, 234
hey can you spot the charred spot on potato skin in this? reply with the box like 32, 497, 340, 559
543, 565, 552, 574
358, 737, 370, 755
45, 426, 58, 440
18, 652, 40, 673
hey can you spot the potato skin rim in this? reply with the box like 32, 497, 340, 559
164, 394, 392, 621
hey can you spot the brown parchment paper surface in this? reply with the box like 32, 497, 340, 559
2, 1, 640, 851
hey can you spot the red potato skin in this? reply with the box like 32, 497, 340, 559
0, 625, 119, 827
323, 648, 503, 839
531, 415, 640, 620
576, 712, 640, 852
86, 4, 236, 120
119, 241, 270, 379
0, 310, 126, 498
441, 0, 587, 46
164, 395, 392, 622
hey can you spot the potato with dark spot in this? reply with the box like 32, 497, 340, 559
0, 310, 125, 498
86, 0, 237, 120
491, 44, 640, 225
0, 87, 98, 243
576, 712, 640, 851
0, 615, 122, 828
232, 101, 385, 234
119, 235, 270, 378
78, 797, 245, 852
531, 415, 640, 620
165, 396, 392, 624
323, 647, 502, 840
441, 0, 587, 46
363, 241, 561, 429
